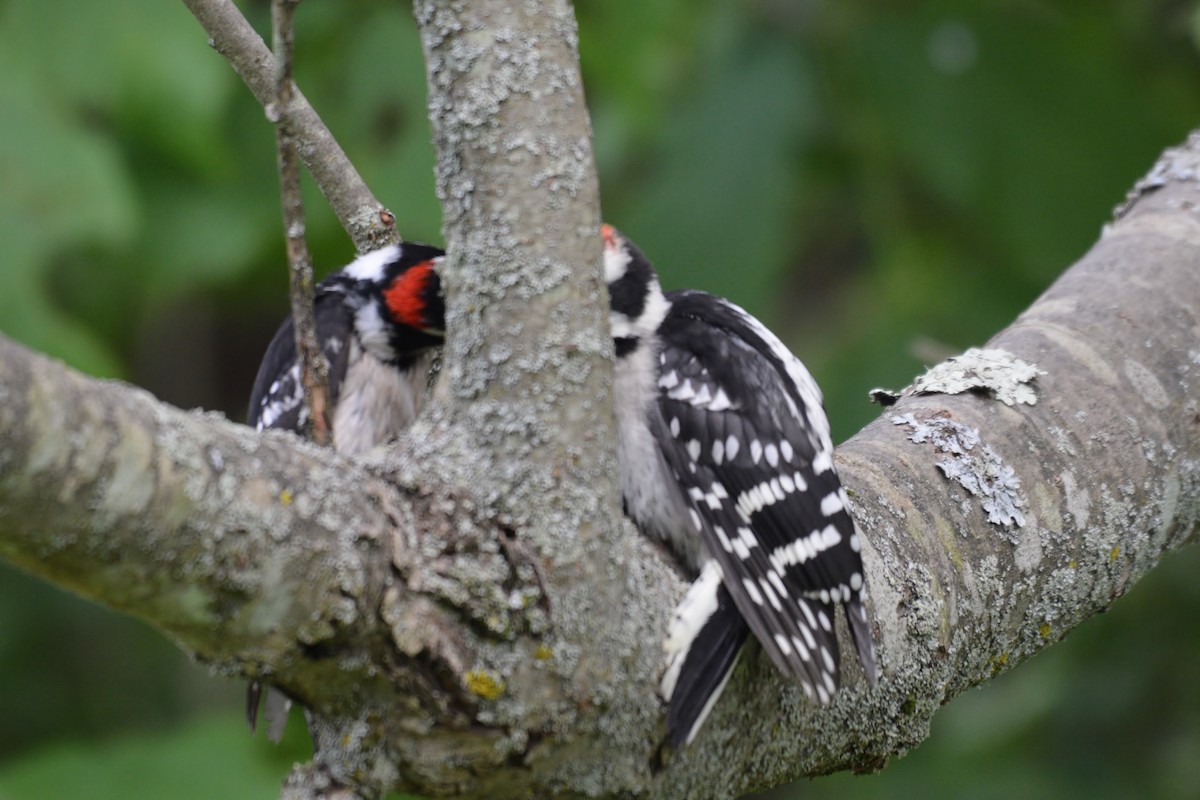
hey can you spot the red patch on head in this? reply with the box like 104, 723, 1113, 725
383, 260, 435, 329
601, 223, 618, 249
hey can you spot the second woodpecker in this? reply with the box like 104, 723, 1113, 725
601, 224, 877, 747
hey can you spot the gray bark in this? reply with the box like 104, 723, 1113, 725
269, 0, 333, 449
2, 0, 1199, 795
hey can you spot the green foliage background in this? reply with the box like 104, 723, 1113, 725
0, 1, 1198, 797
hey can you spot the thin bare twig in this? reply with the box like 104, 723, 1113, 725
181, 0, 399, 252
270, 0, 330, 446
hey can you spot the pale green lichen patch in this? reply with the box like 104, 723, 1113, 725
24, 377, 71, 478
103, 416, 156, 517
871, 348, 1043, 406
911, 348, 1044, 406
893, 413, 1027, 535
1059, 470, 1091, 531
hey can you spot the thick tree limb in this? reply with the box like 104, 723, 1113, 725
0, 337, 395, 683
683, 148, 1200, 795
0, 328, 669, 796
181, 0, 399, 251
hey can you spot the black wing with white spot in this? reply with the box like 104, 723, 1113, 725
244, 282, 357, 741
656, 289, 877, 708
246, 283, 356, 432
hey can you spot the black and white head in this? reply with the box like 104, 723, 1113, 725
602, 224, 672, 358
246, 242, 446, 437
331, 242, 446, 366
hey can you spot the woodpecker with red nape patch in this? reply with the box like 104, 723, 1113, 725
246, 241, 444, 741
601, 224, 878, 748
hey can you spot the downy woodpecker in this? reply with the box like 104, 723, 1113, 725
602, 224, 877, 747
246, 242, 444, 741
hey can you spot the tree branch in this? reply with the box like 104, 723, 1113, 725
181, 0, 399, 251
269, 0, 331, 446
702, 147, 1200, 793
0, 336, 393, 678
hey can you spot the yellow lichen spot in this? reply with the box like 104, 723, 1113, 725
534, 644, 553, 661
465, 669, 504, 700
988, 652, 1009, 677
280, 488, 294, 506
1068, 560, 1077, 569
1110, 546, 1120, 562
1038, 623, 1052, 639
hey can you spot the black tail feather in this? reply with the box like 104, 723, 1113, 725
246, 680, 262, 732
846, 597, 879, 686
662, 582, 750, 748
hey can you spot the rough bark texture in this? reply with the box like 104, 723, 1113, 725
2, 0, 1199, 795
831, 167, 1200, 769
0, 341, 397, 697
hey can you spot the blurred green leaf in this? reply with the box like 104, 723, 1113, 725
846, 6, 1186, 279
137, 171, 280, 299
335, 8, 442, 244
580, 0, 722, 141
0, 56, 138, 252
0, 714, 306, 800
620, 24, 817, 313
0, 709, 427, 800
0, 49, 137, 375
0, 0, 234, 173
